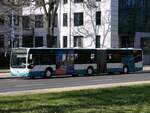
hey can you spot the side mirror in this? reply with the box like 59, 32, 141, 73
28, 64, 34, 69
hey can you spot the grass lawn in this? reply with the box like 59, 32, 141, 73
1, 85, 150, 113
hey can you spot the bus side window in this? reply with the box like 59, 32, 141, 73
32, 54, 40, 65
90, 53, 95, 63
91, 54, 95, 60
74, 54, 78, 63
40, 54, 52, 65
107, 52, 121, 63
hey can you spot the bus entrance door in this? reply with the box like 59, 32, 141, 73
97, 50, 107, 74
122, 56, 135, 72
66, 50, 74, 75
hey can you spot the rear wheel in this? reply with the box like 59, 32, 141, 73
29, 76, 35, 79
45, 69, 53, 78
72, 74, 78, 77
86, 67, 94, 76
123, 66, 129, 74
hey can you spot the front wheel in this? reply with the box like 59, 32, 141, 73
29, 76, 35, 79
44, 69, 53, 78
86, 67, 94, 76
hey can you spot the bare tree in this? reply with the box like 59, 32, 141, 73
41, 0, 60, 47
72, 0, 99, 48
1, 0, 60, 47
72, 0, 111, 48
27, 0, 60, 47
22, 0, 60, 47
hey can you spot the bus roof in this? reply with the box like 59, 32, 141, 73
97, 48, 142, 51
12, 47, 142, 51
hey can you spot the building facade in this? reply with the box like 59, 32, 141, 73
59, 0, 119, 48
22, 0, 59, 48
119, 0, 150, 64
22, 0, 119, 49
0, 1, 22, 68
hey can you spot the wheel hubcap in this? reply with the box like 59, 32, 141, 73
88, 68, 92, 75
124, 67, 128, 73
46, 71, 51, 77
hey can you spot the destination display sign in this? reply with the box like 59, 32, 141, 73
12, 49, 27, 53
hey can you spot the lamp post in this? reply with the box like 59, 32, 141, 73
69, 0, 72, 47
11, 10, 15, 48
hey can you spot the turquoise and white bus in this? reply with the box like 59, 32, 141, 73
10, 48, 143, 78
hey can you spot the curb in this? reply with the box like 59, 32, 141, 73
0, 70, 150, 79
138, 70, 150, 74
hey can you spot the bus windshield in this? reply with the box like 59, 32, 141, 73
11, 54, 27, 68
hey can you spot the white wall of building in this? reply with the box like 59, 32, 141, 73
22, 0, 119, 48
59, 0, 119, 48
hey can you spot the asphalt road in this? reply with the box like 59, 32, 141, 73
0, 73, 150, 94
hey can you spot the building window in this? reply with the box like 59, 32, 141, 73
74, 0, 83, 3
0, 35, 4, 48
96, 11, 101, 25
35, 0, 42, 7
54, 14, 58, 27
120, 36, 134, 48
15, 36, 19, 47
47, 36, 57, 47
22, 36, 33, 47
35, 37, 43, 47
22, 16, 30, 29
53, 36, 57, 47
23, 0, 30, 6
63, 0, 67, 4
63, 36, 67, 47
35, 15, 43, 28
0, 16, 4, 25
74, 12, 83, 26
14, 15, 19, 26
8, 14, 19, 26
141, 37, 150, 55
96, 35, 100, 48
74, 36, 83, 47
63, 13, 68, 26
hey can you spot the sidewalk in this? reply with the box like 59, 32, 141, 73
0, 70, 10, 78
143, 65, 150, 72
0, 66, 150, 79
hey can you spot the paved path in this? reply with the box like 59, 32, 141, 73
0, 66, 149, 96
143, 65, 150, 72
0, 73, 150, 96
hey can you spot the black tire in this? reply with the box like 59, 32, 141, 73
86, 67, 94, 76
29, 76, 35, 79
44, 68, 53, 78
108, 72, 114, 75
123, 66, 129, 74
72, 74, 78, 77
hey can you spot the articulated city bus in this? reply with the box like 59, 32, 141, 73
10, 48, 143, 78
